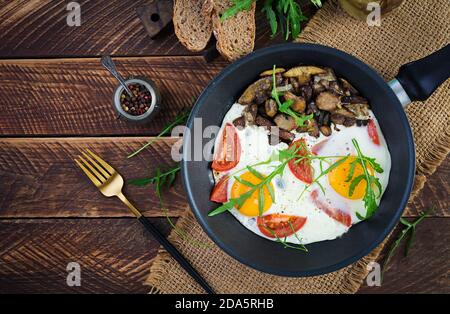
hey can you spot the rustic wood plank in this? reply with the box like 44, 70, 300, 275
358, 218, 450, 294
0, 138, 448, 218
0, 0, 193, 58
0, 217, 446, 293
0, 0, 317, 58
0, 218, 172, 294
0, 137, 187, 218
0, 56, 226, 136
406, 155, 450, 217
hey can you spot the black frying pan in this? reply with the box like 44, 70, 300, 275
182, 43, 450, 276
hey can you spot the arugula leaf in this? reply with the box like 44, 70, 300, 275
383, 210, 430, 276
221, 0, 256, 21
222, 0, 318, 41
129, 166, 181, 187
234, 175, 256, 187
348, 174, 365, 197
351, 138, 384, 220
262, 0, 277, 36
127, 109, 190, 158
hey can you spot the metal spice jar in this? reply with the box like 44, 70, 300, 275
113, 77, 161, 124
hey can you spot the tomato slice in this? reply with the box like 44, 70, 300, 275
212, 123, 241, 171
257, 214, 307, 238
310, 189, 352, 227
367, 119, 380, 145
210, 175, 229, 203
288, 139, 313, 184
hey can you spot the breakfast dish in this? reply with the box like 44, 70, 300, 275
208, 65, 391, 246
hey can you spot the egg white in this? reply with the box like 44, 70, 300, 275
212, 103, 391, 245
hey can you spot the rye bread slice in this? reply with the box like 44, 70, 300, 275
207, 0, 256, 61
173, 0, 213, 52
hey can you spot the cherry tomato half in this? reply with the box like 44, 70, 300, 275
288, 139, 313, 184
210, 175, 228, 203
212, 123, 241, 171
257, 214, 307, 238
367, 119, 380, 145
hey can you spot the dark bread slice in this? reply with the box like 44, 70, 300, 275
208, 0, 256, 61
173, 0, 213, 52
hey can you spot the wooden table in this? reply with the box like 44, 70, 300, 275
0, 1, 448, 294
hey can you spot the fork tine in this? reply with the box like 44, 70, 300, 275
86, 149, 115, 174
81, 151, 110, 179
75, 159, 102, 187
78, 155, 106, 183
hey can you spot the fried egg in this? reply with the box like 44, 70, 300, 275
212, 103, 391, 245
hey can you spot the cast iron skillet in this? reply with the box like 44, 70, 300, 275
182, 43, 449, 277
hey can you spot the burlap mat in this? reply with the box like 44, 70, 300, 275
145, 0, 450, 293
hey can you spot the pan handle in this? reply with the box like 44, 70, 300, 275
389, 44, 450, 107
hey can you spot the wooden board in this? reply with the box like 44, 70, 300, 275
0, 0, 191, 58
0, 137, 187, 218
358, 218, 450, 294
0, 56, 226, 136
0, 217, 447, 293
0, 0, 314, 58
0, 218, 172, 294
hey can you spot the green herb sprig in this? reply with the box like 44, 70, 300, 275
127, 109, 190, 159
129, 165, 211, 248
271, 65, 313, 127
222, 0, 322, 40
383, 210, 430, 276
350, 139, 383, 220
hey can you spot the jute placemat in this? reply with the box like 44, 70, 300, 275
146, 0, 450, 293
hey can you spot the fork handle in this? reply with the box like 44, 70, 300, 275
117, 194, 215, 294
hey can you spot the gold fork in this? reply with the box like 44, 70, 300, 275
75, 149, 214, 294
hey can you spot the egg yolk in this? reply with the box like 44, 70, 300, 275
328, 156, 374, 200
231, 171, 273, 217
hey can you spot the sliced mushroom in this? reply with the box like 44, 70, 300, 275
283, 91, 306, 113
264, 99, 278, 118
341, 95, 368, 104
299, 84, 313, 102
232, 116, 246, 129
308, 119, 320, 138
329, 81, 344, 95
330, 113, 346, 125
296, 119, 319, 138
314, 68, 337, 82
320, 125, 332, 137
306, 101, 319, 115
274, 114, 296, 131
343, 103, 370, 120
239, 76, 281, 105
242, 104, 258, 124
283, 66, 326, 85
333, 107, 357, 119
255, 115, 274, 130
343, 117, 356, 127
316, 91, 341, 112
339, 78, 359, 96
260, 67, 285, 77
289, 77, 301, 94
